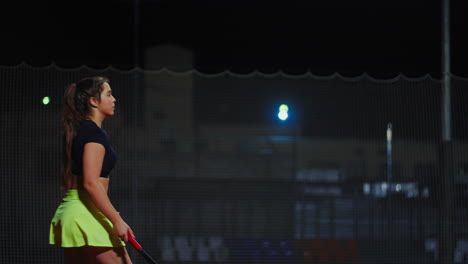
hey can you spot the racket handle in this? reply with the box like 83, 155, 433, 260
128, 233, 142, 250
128, 233, 159, 264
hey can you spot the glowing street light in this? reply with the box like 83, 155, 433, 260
42, 96, 50, 105
277, 104, 289, 121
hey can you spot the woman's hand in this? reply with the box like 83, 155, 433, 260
113, 219, 134, 242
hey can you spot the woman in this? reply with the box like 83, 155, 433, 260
50, 76, 133, 263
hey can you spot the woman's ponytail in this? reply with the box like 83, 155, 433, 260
62, 83, 81, 186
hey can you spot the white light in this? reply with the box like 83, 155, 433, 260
395, 184, 402, 192
278, 111, 288, 121
387, 123, 392, 141
363, 183, 371, 195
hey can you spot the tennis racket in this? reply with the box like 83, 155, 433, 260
128, 233, 159, 264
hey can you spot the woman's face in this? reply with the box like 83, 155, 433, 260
96, 82, 116, 117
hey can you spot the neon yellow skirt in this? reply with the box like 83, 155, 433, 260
49, 189, 125, 248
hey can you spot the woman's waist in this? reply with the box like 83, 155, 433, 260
65, 177, 109, 194
63, 189, 91, 201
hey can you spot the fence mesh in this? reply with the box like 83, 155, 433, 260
1, 63, 468, 263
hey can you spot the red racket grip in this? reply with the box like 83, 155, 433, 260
128, 233, 142, 250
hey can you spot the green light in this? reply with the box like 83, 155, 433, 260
279, 104, 289, 112
42, 96, 50, 105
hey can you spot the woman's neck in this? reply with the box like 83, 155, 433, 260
87, 116, 104, 128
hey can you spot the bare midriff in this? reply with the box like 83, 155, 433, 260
66, 175, 110, 193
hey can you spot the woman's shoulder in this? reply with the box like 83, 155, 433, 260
79, 120, 100, 132
77, 120, 106, 140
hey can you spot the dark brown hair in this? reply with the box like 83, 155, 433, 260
62, 76, 109, 187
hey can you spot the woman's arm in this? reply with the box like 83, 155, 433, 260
82, 142, 133, 242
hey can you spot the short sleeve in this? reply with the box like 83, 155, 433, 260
82, 123, 107, 146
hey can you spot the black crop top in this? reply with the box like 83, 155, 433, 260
71, 120, 117, 178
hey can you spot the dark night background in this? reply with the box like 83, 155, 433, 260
2, 0, 468, 140
2, 2, 468, 263
1, 0, 467, 78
